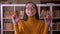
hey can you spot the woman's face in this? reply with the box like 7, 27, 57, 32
25, 3, 36, 16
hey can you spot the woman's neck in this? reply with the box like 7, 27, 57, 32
26, 16, 38, 26
27, 16, 36, 21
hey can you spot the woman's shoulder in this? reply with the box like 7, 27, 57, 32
35, 19, 45, 28
38, 19, 45, 25
18, 20, 26, 25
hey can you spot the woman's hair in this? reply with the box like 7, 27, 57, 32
23, 2, 39, 20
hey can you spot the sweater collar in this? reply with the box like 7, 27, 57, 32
27, 16, 36, 22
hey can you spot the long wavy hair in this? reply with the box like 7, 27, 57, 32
23, 2, 39, 20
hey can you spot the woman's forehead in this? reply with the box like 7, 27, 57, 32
26, 3, 34, 7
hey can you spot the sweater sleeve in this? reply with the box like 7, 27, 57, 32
13, 20, 24, 34
42, 24, 49, 34
13, 24, 19, 34
40, 20, 49, 34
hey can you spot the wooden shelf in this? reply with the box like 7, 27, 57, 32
51, 30, 60, 31
3, 30, 14, 31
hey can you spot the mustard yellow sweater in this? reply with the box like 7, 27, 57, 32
13, 16, 49, 34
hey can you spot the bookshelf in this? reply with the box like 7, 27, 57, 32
0, 6, 1, 34
1, 4, 60, 34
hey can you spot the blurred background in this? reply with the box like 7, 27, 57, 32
0, 0, 60, 34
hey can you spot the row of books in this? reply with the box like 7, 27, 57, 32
53, 9, 60, 18
3, 31, 14, 34
3, 22, 13, 30
4, 10, 24, 19
52, 22, 60, 30
40, 9, 60, 18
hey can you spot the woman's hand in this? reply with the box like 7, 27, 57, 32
12, 12, 20, 25
44, 11, 52, 26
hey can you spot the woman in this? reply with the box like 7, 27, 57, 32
12, 2, 51, 34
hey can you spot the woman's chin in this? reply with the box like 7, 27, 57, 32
27, 15, 35, 16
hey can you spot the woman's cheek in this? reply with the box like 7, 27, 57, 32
26, 10, 29, 15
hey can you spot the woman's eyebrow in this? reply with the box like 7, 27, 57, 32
32, 5, 35, 7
